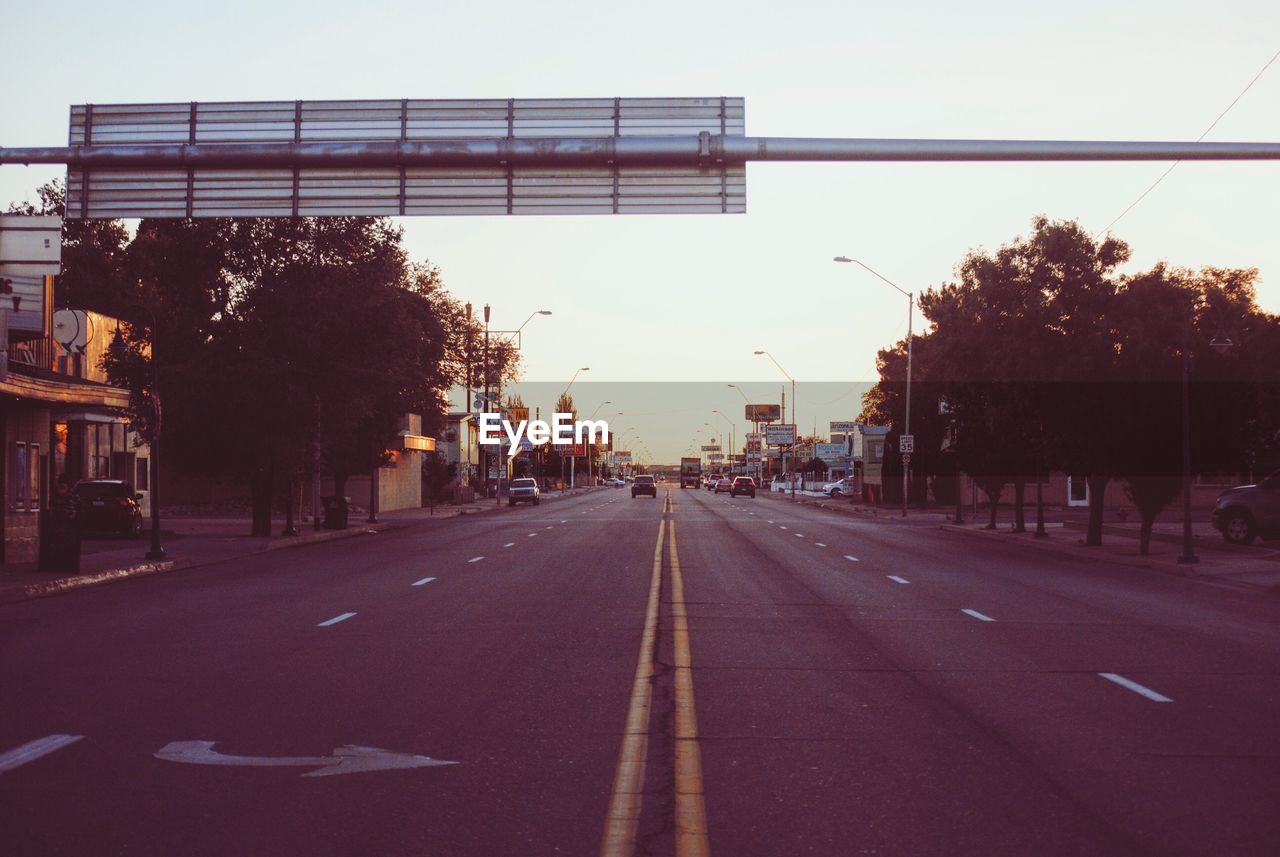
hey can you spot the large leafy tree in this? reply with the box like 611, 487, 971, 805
861, 215, 1277, 549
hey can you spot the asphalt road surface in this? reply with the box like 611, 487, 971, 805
2, 486, 1277, 856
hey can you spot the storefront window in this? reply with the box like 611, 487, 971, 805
10, 442, 29, 509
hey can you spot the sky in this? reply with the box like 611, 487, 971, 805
2, 0, 1277, 462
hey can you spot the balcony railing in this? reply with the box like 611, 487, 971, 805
7, 335, 53, 372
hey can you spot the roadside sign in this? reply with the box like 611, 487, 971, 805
815, 443, 845, 462
899, 435, 914, 453
764, 424, 796, 445
700, 444, 721, 452
746, 404, 781, 422
830, 421, 855, 433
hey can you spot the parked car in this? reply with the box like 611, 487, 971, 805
1211, 470, 1280, 544
730, 476, 756, 498
822, 477, 856, 497
714, 477, 734, 494
74, 479, 143, 537
632, 475, 657, 499
508, 477, 541, 506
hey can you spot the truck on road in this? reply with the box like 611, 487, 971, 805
680, 457, 701, 489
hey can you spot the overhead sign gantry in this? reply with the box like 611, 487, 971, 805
0, 96, 1278, 220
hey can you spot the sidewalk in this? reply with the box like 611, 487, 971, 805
756, 489, 1280, 593
0, 486, 600, 606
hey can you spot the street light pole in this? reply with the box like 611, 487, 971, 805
834, 257, 913, 517
755, 351, 797, 499
108, 307, 165, 560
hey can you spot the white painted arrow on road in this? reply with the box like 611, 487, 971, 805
155, 741, 458, 777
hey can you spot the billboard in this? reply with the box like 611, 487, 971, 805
764, 424, 796, 445
64, 98, 746, 220
700, 444, 721, 452
746, 404, 781, 422
816, 443, 846, 462
830, 420, 856, 433
614, 451, 632, 463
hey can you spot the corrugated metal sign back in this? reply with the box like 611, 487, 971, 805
66, 98, 746, 219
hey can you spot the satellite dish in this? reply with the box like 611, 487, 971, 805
52, 310, 87, 354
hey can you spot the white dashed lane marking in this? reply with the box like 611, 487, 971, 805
844, 555, 860, 562
887, 575, 910, 584
412, 576, 436, 586
961, 609, 995, 622
1099, 673, 1173, 702
815, 543, 827, 548
504, 542, 515, 548
468, 556, 485, 563
528, 533, 538, 537
318, 612, 356, 627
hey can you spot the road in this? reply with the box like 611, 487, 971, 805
2, 486, 1277, 856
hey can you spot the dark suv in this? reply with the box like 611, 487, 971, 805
74, 479, 144, 537
729, 476, 756, 498
631, 475, 657, 499
1212, 471, 1280, 544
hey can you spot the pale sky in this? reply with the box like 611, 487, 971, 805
3, 0, 1277, 461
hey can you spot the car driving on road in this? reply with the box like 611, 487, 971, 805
508, 477, 541, 506
631, 475, 657, 498
730, 476, 756, 498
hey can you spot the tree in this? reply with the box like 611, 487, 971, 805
108, 215, 454, 534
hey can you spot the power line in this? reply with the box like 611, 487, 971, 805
1097, 46, 1280, 237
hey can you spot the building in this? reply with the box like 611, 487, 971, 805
2, 300, 145, 565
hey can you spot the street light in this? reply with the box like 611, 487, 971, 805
562, 366, 590, 398
1178, 310, 1234, 564
585, 400, 611, 483
107, 307, 165, 560
712, 410, 735, 476
754, 350, 797, 499
835, 256, 913, 517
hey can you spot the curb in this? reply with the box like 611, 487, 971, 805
3, 558, 192, 605
939, 524, 1277, 594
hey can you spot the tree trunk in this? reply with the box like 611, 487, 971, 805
983, 486, 1003, 529
250, 463, 273, 537
1012, 479, 1026, 533
1139, 513, 1154, 555
1085, 473, 1109, 547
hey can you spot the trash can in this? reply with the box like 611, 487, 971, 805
321, 495, 349, 530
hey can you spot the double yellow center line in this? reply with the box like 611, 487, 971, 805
599, 490, 710, 857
